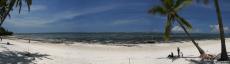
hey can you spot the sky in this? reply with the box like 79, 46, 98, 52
2, 0, 230, 33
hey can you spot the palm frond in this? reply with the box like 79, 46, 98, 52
161, 0, 174, 9
176, 15, 192, 29
0, 0, 32, 26
14, 0, 32, 13
148, 6, 167, 15
0, 0, 6, 6
18, 0, 22, 13
0, 0, 17, 24
25, 0, 32, 11
174, 0, 192, 11
174, 0, 183, 7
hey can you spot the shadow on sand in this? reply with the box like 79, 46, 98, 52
185, 59, 215, 64
0, 45, 51, 64
185, 52, 230, 64
0, 51, 51, 64
158, 56, 216, 64
158, 54, 230, 64
0, 43, 14, 45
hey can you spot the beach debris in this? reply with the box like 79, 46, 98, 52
143, 40, 156, 43
6, 42, 10, 45
24, 52, 32, 56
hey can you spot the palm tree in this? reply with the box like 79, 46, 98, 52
0, 0, 32, 26
148, 0, 205, 55
0, 0, 32, 36
197, 0, 229, 61
213, 0, 229, 61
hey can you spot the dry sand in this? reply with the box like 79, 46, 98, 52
0, 38, 230, 64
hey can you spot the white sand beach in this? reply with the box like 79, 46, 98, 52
0, 38, 230, 64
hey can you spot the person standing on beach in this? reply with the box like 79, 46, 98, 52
29, 39, 31, 43
0, 36, 2, 42
177, 47, 180, 57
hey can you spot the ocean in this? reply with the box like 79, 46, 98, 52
9, 32, 230, 44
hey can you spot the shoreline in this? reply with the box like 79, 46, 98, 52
10, 32, 230, 44
4, 35, 226, 45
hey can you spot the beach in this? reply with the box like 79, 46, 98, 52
0, 38, 229, 64
0, 0, 229, 64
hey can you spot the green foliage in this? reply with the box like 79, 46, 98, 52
0, 27, 13, 36
161, 0, 174, 9
148, 6, 167, 15
0, 0, 32, 26
174, 0, 192, 11
149, 0, 193, 40
175, 14, 192, 29
0, 0, 32, 36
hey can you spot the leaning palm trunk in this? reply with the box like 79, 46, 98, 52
177, 20, 205, 55
214, 0, 229, 61
174, 13, 205, 55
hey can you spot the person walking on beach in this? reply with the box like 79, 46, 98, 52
28, 39, 31, 43
0, 36, 2, 42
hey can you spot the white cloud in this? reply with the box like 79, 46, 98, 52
6, 17, 46, 27
112, 20, 138, 25
3, 5, 48, 27
154, 16, 166, 20
172, 26, 184, 32
30, 5, 47, 11
191, 29, 201, 33
171, 26, 201, 33
112, 17, 145, 25
210, 24, 229, 32
46, 5, 120, 23
44, 5, 119, 24
6, 5, 119, 28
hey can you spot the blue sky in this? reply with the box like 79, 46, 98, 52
2, 0, 230, 33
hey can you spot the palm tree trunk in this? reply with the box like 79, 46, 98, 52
214, 0, 229, 61
177, 20, 205, 55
